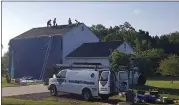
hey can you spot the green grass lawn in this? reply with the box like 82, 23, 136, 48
134, 78, 179, 100
2, 98, 103, 105
1, 77, 40, 88
146, 79, 179, 99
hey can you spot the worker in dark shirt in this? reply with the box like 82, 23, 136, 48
53, 18, 56, 26
47, 19, 52, 27
68, 18, 72, 25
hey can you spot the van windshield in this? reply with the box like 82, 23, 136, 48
100, 71, 109, 81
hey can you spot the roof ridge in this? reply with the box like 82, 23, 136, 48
33, 23, 82, 29
66, 42, 122, 58
12, 23, 84, 39
83, 41, 123, 44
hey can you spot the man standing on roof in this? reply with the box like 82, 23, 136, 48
47, 19, 52, 27
68, 18, 72, 25
53, 18, 57, 26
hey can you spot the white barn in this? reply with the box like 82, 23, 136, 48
65, 41, 134, 66
60, 23, 99, 63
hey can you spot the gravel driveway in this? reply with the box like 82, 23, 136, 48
2, 84, 49, 97
2, 84, 123, 105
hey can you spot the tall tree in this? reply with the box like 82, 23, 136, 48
137, 48, 165, 76
158, 55, 179, 83
2, 51, 9, 76
90, 24, 108, 41
110, 50, 131, 71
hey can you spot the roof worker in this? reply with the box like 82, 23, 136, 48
68, 18, 72, 25
47, 19, 52, 27
53, 18, 57, 26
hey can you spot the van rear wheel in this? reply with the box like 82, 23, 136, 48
82, 89, 92, 101
50, 85, 57, 96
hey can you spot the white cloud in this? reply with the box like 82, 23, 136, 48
133, 9, 141, 15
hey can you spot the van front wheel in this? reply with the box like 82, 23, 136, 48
50, 85, 57, 96
82, 89, 92, 101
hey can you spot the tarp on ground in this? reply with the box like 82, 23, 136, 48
8, 36, 63, 79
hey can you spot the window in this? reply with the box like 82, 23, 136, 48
81, 26, 84, 31
124, 43, 127, 52
124, 43, 127, 48
100, 71, 109, 81
56, 70, 67, 78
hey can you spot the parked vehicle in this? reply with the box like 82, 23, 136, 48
48, 64, 129, 101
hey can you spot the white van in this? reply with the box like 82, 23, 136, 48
48, 64, 129, 101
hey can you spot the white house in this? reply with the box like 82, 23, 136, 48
65, 41, 134, 66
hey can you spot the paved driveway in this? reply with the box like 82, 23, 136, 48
2, 84, 49, 97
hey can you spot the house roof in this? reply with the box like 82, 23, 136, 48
13, 23, 82, 39
66, 41, 123, 58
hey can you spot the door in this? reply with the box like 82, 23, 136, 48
110, 71, 117, 93
56, 70, 67, 92
99, 71, 110, 94
118, 71, 129, 92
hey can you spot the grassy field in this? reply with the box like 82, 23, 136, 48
146, 80, 179, 99
1, 77, 40, 88
2, 77, 179, 105
134, 77, 179, 100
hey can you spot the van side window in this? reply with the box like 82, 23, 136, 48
100, 71, 109, 81
56, 70, 67, 78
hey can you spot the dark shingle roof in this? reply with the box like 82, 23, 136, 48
13, 23, 82, 39
66, 41, 123, 58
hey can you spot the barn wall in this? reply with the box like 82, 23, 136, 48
63, 23, 99, 64
66, 58, 110, 66
8, 36, 63, 79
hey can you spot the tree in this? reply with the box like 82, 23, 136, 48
2, 46, 9, 77
110, 50, 131, 71
136, 48, 166, 76
158, 55, 179, 83
2, 46, 11, 83
2, 51, 9, 73
90, 24, 108, 41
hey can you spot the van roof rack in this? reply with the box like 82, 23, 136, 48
55, 64, 110, 70
73, 62, 102, 65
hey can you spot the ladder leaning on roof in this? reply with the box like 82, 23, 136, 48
39, 36, 53, 80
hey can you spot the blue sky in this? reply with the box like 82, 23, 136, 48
2, 2, 179, 54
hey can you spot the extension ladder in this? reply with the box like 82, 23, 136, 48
39, 36, 53, 80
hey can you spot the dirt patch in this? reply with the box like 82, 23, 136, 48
4, 92, 83, 102
4, 92, 123, 104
